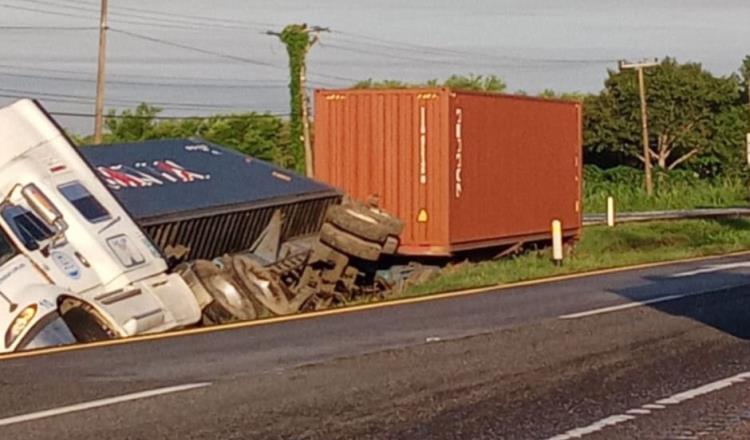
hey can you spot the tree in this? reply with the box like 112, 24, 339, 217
442, 74, 506, 92
90, 104, 293, 167
585, 58, 744, 177
353, 74, 506, 93
352, 79, 410, 89
538, 89, 588, 102
103, 103, 160, 142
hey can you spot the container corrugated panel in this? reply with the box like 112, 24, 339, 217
82, 139, 341, 260
314, 88, 582, 257
449, 92, 582, 251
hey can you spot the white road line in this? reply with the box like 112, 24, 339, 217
559, 294, 683, 319
0, 382, 211, 427
671, 262, 750, 278
546, 415, 635, 440
544, 371, 750, 440
655, 373, 750, 405
559, 284, 737, 320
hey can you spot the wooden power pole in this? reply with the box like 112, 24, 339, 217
619, 58, 659, 196
93, 0, 109, 144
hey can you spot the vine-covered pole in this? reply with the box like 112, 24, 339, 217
268, 24, 328, 176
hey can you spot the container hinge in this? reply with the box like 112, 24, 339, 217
419, 106, 427, 185
454, 108, 463, 198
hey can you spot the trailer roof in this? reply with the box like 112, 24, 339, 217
80, 139, 339, 223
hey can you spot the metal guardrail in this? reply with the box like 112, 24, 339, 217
583, 208, 750, 226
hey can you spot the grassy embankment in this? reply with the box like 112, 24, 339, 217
407, 218, 750, 296
583, 166, 748, 213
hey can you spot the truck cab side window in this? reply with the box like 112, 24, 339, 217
1, 205, 54, 251
0, 228, 17, 266
58, 182, 110, 224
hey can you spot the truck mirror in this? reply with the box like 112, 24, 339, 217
21, 184, 64, 228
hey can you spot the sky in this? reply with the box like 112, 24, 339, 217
1, 0, 749, 134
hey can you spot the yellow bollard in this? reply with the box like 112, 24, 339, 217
607, 196, 616, 227
552, 219, 563, 266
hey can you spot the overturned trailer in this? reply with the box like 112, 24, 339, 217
81, 140, 342, 261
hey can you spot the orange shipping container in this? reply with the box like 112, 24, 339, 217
314, 88, 582, 256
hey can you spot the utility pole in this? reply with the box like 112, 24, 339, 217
93, 0, 109, 144
619, 58, 659, 196
268, 24, 329, 177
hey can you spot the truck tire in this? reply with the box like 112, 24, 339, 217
58, 297, 117, 342
192, 260, 258, 325
325, 203, 403, 244
319, 223, 383, 261
344, 199, 405, 235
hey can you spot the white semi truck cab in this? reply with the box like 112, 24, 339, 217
0, 99, 202, 353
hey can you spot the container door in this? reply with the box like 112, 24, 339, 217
313, 89, 451, 256
410, 92, 448, 251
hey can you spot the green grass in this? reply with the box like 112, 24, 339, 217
406, 218, 750, 297
583, 166, 748, 213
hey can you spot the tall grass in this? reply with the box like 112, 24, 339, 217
583, 165, 748, 213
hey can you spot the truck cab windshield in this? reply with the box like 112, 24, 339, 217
1, 205, 54, 251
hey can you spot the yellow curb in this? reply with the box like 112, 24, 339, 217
3, 249, 750, 362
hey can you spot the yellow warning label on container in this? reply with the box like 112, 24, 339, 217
417, 209, 429, 223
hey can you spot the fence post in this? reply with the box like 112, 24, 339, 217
552, 219, 563, 266
607, 196, 616, 227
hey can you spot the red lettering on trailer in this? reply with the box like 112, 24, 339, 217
95, 160, 209, 190
153, 160, 209, 183
97, 166, 148, 190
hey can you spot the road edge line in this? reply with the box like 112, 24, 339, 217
0, 382, 211, 427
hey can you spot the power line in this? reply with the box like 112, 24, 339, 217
3, 1, 614, 69
4, 0, 224, 31
321, 42, 455, 65
8, 0, 203, 31
66, 0, 278, 29
15, 0, 269, 32
0, 70, 306, 89
0, 92, 288, 114
321, 39, 612, 70
109, 27, 358, 82
0, 3, 95, 21
0, 63, 297, 85
0, 25, 97, 30
0, 86, 279, 110
110, 27, 280, 68
332, 30, 480, 59
49, 111, 291, 120
332, 29, 616, 65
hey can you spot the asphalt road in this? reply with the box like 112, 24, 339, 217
2, 254, 750, 439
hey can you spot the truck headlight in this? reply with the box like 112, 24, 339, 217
5, 305, 37, 348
